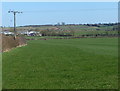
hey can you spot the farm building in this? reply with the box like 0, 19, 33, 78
17, 30, 42, 36
2, 31, 14, 36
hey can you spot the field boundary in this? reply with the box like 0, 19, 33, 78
2, 34, 27, 52
26, 36, 118, 40
3, 44, 27, 53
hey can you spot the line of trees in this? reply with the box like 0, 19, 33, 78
80, 33, 119, 37
19, 22, 118, 27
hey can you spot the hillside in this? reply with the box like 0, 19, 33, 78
2, 23, 118, 37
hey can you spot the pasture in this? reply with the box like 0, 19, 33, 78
0, 53, 2, 90
2, 37, 118, 89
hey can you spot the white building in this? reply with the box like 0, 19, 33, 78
2, 31, 14, 35
18, 30, 42, 36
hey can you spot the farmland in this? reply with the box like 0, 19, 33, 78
3, 23, 118, 37
2, 37, 118, 89
0, 53, 1, 90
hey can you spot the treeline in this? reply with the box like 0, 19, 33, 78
19, 23, 118, 27
80, 33, 119, 37
83, 23, 118, 27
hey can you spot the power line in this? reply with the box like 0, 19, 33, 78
8, 10, 22, 39
22, 8, 117, 13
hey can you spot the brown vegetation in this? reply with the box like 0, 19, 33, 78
1, 34, 27, 52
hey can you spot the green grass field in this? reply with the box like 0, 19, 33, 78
0, 53, 2, 90
2, 38, 118, 89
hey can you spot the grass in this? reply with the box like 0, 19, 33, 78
25, 36, 73, 40
74, 30, 118, 36
2, 37, 118, 89
0, 53, 2, 90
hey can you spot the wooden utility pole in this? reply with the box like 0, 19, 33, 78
8, 10, 22, 39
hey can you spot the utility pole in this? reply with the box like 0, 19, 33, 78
8, 10, 22, 39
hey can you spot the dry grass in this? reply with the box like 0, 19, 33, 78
1, 34, 27, 52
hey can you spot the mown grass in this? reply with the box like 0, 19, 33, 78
74, 30, 118, 36
2, 38, 118, 89
0, 53, 2, 90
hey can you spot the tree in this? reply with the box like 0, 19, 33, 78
57, 22, 60, 26
61, 22, 65, 25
